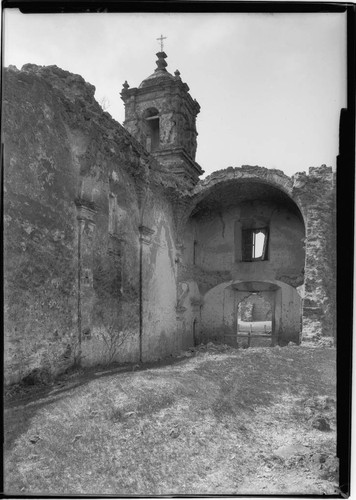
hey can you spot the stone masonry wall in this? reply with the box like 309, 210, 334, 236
3, 63, 336, 384
291, 166, 336, 341
3, 64, 183, 384
3, 66, 80, 384
179, 165, 335, 345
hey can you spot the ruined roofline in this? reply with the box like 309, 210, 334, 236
4, 64, 190, 195
188, 163, 334, 225
196, 164, 334, 192
6, 64, 150, 158
5, 65, 334, 201
200, 165, 290, 184
194, 165, 293, 197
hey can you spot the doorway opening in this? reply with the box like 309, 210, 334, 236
237, 293, 273, 347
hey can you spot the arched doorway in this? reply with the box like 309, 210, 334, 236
236, 292, 273, 347
199, 279, 301, 347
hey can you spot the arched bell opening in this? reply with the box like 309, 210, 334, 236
142, 107, 160, 152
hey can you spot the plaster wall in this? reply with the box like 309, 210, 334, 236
277, 282, 302, 344
141, 194, 178, 361
177, 280, 203, 349
184, 201, 305, 287
200, 283, 227, 342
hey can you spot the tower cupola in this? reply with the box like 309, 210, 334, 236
120, 47, 203, 185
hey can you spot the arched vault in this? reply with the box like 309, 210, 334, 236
175, 166, 305, 240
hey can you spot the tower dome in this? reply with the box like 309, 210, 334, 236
139, 52, 175, 89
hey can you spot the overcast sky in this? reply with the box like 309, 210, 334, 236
4, 10, 347, 178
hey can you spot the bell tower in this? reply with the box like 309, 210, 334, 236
120, 49, 203, 185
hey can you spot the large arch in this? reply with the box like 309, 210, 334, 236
180, 170, 306, 285
176, 166, 305, 239
176, 167, 306, 349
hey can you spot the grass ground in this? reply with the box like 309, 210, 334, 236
4, 344, 338, 496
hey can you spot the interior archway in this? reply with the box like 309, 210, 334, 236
179, 175, 305, 349
236, 292, 273, 347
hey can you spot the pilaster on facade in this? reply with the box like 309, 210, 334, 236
75, 198, 97, 224
75, 197, 98, 356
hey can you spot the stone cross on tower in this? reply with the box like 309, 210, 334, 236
156, 34, 167, 52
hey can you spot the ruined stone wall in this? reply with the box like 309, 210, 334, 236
3, 63, 336, 385
239, 294, 272, 321
3, 64, 182, 384
291, 166, 336, 340
3, 66, 80, 384
179, 166, 335, 345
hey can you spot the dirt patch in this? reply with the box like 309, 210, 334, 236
4, 345, 337, 496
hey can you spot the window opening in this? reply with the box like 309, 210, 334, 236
242, 228, 268, 261
143, 108, 160, 152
